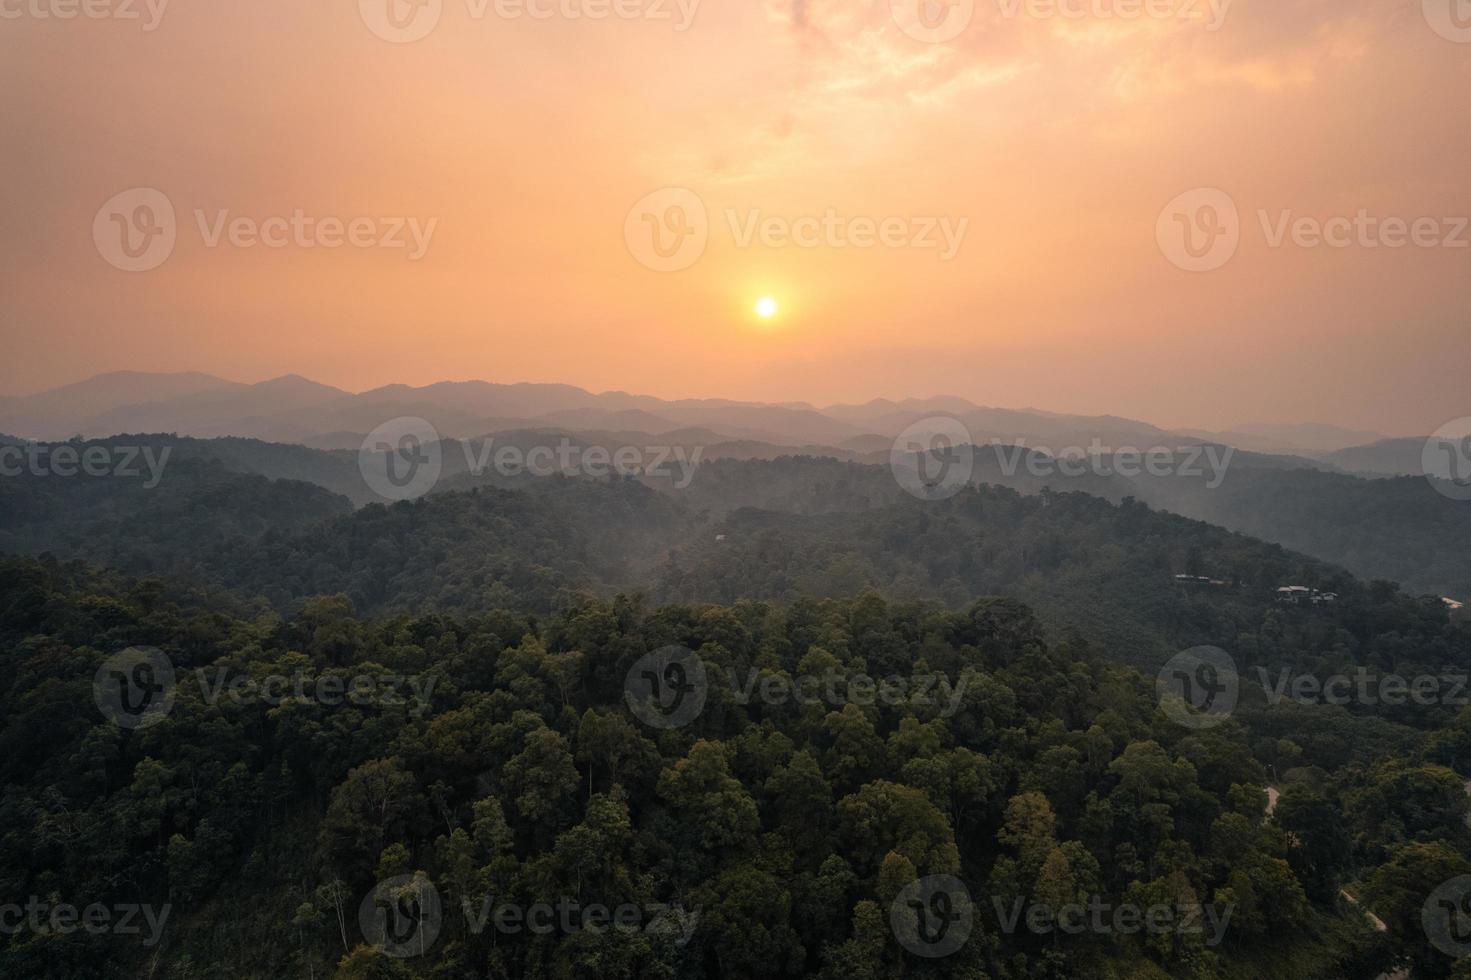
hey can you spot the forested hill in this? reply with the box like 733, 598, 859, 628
2, 438, 1466, 689
0, 440, 1383, 662
6, 432, 1469, 599
4, 444, 1471, 978
2, 556, 1460, 979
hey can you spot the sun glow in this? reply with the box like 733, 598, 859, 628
755, 297, 779, 319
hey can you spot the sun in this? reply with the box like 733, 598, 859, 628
755, 297, 779, 319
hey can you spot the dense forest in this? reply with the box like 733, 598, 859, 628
2, 435, 1471, 978
5, 556, 1471, 978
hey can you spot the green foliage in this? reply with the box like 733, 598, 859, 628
2, 557, 1459, 978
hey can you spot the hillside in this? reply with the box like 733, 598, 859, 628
2, 558, 1455, 979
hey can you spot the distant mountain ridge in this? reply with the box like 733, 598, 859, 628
1178, 421, 1393, 456
0, 372, 1410, 467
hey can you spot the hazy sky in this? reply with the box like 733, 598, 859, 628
2, 0, 1467, 433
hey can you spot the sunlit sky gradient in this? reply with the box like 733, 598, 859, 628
2, 0, 1468, 433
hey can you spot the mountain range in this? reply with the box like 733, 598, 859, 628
0, 372, 1422, 475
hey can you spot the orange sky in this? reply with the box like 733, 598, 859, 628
2, 0, 1468, 433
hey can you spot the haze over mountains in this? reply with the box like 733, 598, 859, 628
9, 371, 1469, 598
0, 371, 1420, 474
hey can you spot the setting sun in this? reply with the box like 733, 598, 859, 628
755, 297, 779, 319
